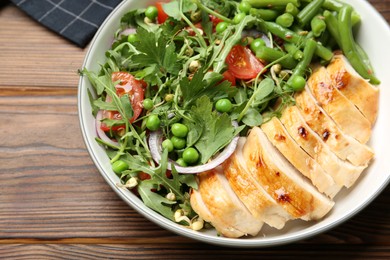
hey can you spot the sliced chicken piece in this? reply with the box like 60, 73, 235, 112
242, 127, 335, 220
190, 188, 245, 238
280, 106, 366, 188
196, 167, 264, 237
222, 138, 292, 229
295, 88, 374, 167
261, 117, 341, 198
326, 54, 379, 125
307, 66, 371, 144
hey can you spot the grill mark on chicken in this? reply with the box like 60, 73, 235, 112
298, 126, 308, 139
322, 130, 330, 141
274, 134, 286, 142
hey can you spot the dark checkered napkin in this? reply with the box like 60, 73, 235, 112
11, 0, 122, 48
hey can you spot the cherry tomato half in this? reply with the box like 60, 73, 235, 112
225, 45, 265, 80
155, 2, 169, 24
100, 72, 145, 132
222, 70, 236, 86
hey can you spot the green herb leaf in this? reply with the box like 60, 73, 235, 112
119, 94, 134, 120
242, 108, 263, 127
137, 180, 176, 221
190, 96, 243, 163
81, 68, 114, 96
93, 97, 117, 111
131, 27, 180, 83
180, 70, 232, 108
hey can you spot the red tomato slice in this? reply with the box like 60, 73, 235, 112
100, 72, 145, 132
222, 70, 236, 86
156, 2, 169, 24
225, 45, 265, 80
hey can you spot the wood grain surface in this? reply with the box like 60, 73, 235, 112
0, 1, 389, 259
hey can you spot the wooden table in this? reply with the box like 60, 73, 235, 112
0, 1, 389, 259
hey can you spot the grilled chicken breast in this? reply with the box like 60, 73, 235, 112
242, 127, 335, 220
196, 167, 264, 237
280, 106, 366, 188
307, 66, 371, 144
295, 88, 374, 166
190, 187, 246, 238
261, 117, 341, 198
222, 138, 292, 229
189, 55, 377, 238
326, 54, 379, 125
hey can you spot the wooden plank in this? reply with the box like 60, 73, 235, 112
0, 6, 86, 91
0, 244, 389, 259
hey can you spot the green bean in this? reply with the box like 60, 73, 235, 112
311, 15, 326, 37
287, 38, 317, 86
246, 0, 300, 8
285, 2, 299, 16
249, 8, 280, 21
338, 6, 380, 84
323, 0, 361, 25
355, 43, 374, 74
323, 10, 341, 47
260, 21, 333, 61
284, 43, 304, 60
304, 0, 361, 25
317, 28, 330, 46
297, 0, 325, 26
276, 13, 294, 27
255, 46, 298, 69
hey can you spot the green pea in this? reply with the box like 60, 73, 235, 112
176, 158, 188, 167
162, 139, 174, 152
143, 98, 154, 110
250, 38, 266, 53
127, 34, 139, 43
276, 13, 294, 28
239, 1, 252, 14
215, 98, 233, 113
215, 22, 229, 34
289, 75, 306, 91
233, 12, 246, 24
182, 147, 199, 165
171, 136, 186, 150
112, 160, 128, 174
145, 6, 158, 20
171, 123, 189, 138
146, 114, 160, 131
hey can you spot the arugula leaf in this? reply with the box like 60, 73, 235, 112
190, 96, 244, 164
81, 68, 115, 96
119, 94, 134, 120
137, 180, 176, 221
93, 97, 117, 111
180, 70, 233, 108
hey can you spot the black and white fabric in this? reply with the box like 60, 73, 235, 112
11, 0, 122, 48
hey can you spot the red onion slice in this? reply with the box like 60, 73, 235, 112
148, 122, 239, 174
95, 110, 119, 147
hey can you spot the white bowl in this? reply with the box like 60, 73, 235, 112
78, 0, 390, 247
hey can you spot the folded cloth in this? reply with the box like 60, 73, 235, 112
11, 0, 122, 48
